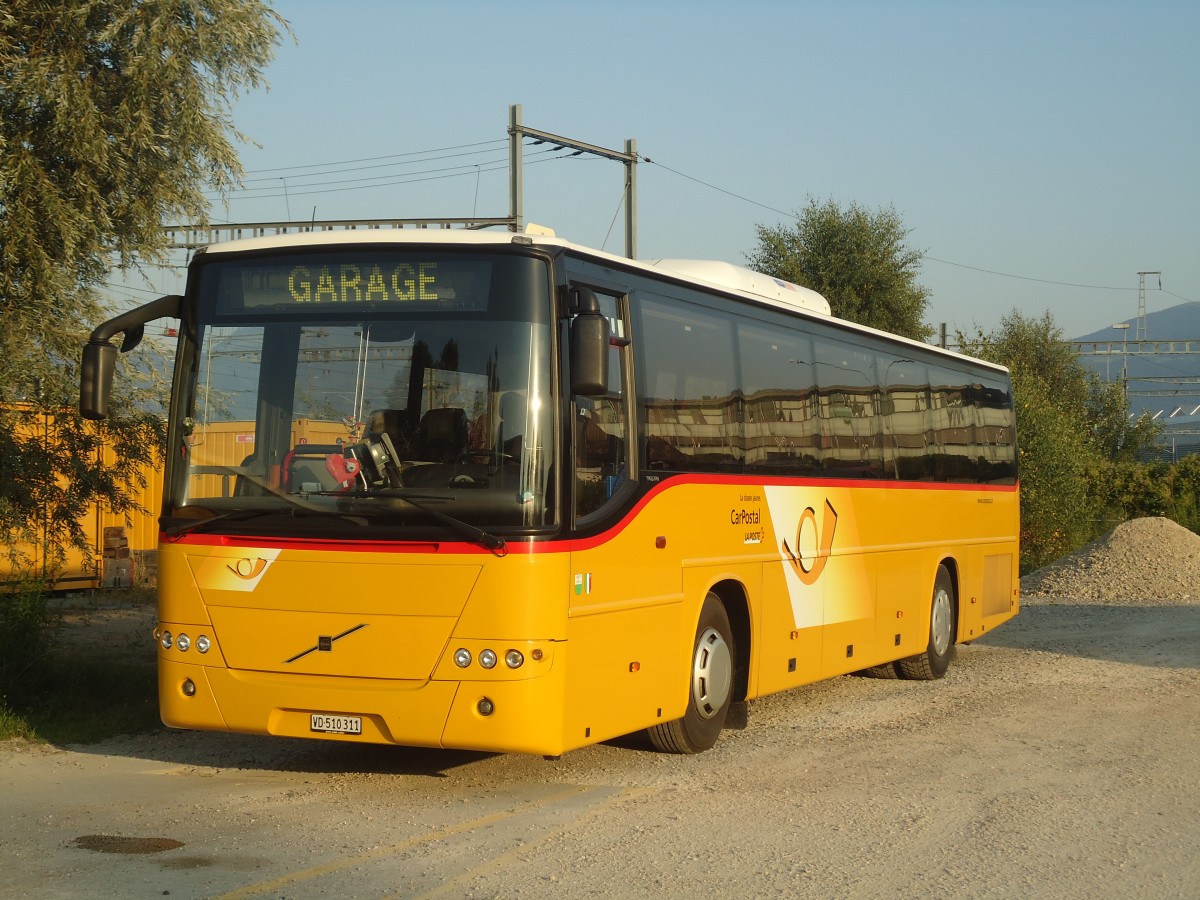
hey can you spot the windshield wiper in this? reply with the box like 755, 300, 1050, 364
169, 491, 508, 556
330, 491, 508, 556
163, 507, 370, 539
163, 508, 284, 539
399, 495, 508, 556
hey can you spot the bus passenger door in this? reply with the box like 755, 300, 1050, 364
564, 288, 682, 745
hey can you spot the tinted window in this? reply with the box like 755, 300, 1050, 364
879, 355, 931, 481
814, 334, 882, 478
738, 320, 820, 475
976, 371, 1017, 484
928, 365, 977, 482
639, 295, 741, 471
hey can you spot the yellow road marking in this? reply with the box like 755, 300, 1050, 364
403, 786, 656, 900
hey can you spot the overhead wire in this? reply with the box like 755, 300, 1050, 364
209, 145, 569, 202
641, 155, 1192, 300
194, 136, 1193, 306
235, 139, 507, 177
640, 157, 794, 219
922, 256, 1140, 292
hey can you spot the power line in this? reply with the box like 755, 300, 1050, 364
208, 146, 573, 202
235, 144, 512, 187
641, 158, 795, 219
237, 140, 507, 177
644, 156, 1195, 300
1163, 289, 1199, 305
199, 136, 1196, 307
924, 256, 1140, 292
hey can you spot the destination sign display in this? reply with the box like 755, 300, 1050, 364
208, 254, 495, 313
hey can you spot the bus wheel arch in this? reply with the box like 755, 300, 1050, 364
647, 586, 743, 754
897, 560, 958, 680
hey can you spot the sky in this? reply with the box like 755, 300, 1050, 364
125, 0, 1199, 343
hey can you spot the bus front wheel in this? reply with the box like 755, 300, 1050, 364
898, 564, 956, 680
648, 593, 734, 753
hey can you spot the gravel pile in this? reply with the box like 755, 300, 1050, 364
1020, 516, 1200, 604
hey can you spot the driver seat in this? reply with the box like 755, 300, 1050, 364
414, 407, 468, 462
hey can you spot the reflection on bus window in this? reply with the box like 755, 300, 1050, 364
575, 291, 630, 519
640, 295, 740, 472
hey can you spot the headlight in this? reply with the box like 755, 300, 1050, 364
176, 633, 191, 652
504, 649, 524, 669
453, 648, 472, 668
196, 635, 211, 654
479, 649, 498, 669
160, 631, 173, 650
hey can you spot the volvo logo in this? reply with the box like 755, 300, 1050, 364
284, 624, 368, 663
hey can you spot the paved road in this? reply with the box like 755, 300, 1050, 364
2, 601, 1198, 899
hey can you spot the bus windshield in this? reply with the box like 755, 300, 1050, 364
168, 250, 555, 535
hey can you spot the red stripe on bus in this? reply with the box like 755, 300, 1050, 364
163, 474, 1017, 556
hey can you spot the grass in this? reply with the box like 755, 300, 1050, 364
0, 655, 160, 744
1, 587, 161, 745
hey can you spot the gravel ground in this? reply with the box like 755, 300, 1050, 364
2, 517, 1197, 898
1020, 516, 1200, 603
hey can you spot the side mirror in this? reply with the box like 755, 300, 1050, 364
80, 340, 118, 421
569, 288, 609, 396
78, 294, 183, 421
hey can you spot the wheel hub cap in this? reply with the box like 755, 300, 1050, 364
931, 587, 952, 656
692, 627, 732, 719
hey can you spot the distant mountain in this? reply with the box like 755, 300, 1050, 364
1075, 303, 1200, 344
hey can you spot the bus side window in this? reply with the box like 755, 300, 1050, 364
879, 357, 931, 481
639, 295, 741, 473
574, 291, 631, 521
738, 320, 819, 476
814, 334, 882, 479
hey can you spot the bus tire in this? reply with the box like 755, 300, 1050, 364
648, 593, 734, 754
898, 564, 956, 680
859, 663, 902, 679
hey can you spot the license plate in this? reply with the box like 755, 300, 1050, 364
310, 713, 362, 735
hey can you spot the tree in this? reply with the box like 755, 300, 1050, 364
1085, 378, 1162, 464
0, 1, 286, 575
747, 198, 933, 341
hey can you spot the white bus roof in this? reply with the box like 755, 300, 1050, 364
199, 228, 832, 315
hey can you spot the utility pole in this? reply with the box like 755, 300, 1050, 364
508, 104, 640, 258
163, 106, 640, 256
1112, 322, 1130, 399
1136, 271, 1161, 340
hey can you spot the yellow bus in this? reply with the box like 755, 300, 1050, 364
81, 229, 1018, 755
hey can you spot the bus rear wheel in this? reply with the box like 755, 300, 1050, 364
898, 564, 956, 680
648, 593, 734, 753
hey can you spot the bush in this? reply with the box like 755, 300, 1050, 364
0, 577, 59, 702
1087, 461, 1169, 522
1165, 455, 1200, 533
1016, 380, 1099, 572
1086, 456, 1200, 540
